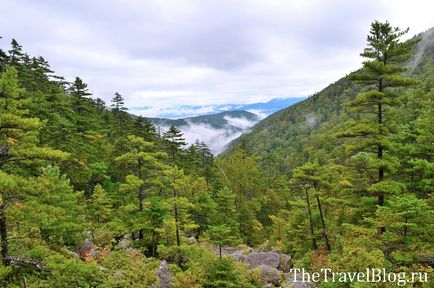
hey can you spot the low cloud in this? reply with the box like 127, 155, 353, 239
156, 116, 259, 154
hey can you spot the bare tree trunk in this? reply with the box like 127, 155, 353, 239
378, 80, 386, 234
304, 188, 317, 250
316, 196, 331, 251
138, 159, 144, 240
173, 189, 180, 247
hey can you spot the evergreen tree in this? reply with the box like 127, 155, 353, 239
110, 92, 128, 133
163, 125, 186, 164
133, 116, 157, 142
162, 166, 198, 246
7, 39, 23, 67
340, 21, 418, 210
213, 186, 239, 236
0, 37, 7, 72
207, 225, 235, 259
290, 161, 331, 251
88, 184, 112, 225
115, 135, 167, 239
0, 67, 66, 266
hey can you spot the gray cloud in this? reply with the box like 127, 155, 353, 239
1, 0, 433, 117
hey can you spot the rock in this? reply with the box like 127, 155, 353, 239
256, 264, 282, 286
124, 233, 133, 239
187, 236, 197, 245
78, 239, 95, 258
282, 275, 315, 288
278, 253, 292, 272
157, 260, 172, 288
117, 238, 132, 249
242, 251, 281, 269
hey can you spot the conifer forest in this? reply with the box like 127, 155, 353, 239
0, 4, 433, 288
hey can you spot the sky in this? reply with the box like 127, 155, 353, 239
1, 0, 433, 118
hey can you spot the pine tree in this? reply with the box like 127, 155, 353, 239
163, 125, 186, 164
207, 225, 235, 259
0, 67, 67, 265
162, 166, 198, 246
88, 184, 112, 225
116, 135, 167, 239
17, 166, 84, 246
68, 77, 93, 132
213, 186, 239, 235
340, 21, 419, 211
133, 116, 157, 142
7, 39, 23, 67
0, 37, 7, 72
290, 161, 331, 251
219, 148, 264, 245
110, 92, 128, 132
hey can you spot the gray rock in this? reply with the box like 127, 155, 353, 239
124, 233, 133, 239
256, 264, 282, 286
242, 251, 281, 268
187, 236, 197, 245
157, 260, 172, 288
117, 238, 132, 249
278, 253, 292, 272
282, 275, 315, 288
78, 239, 95, 257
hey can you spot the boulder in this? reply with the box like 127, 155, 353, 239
256, 264, 282, 286
242, 251, 281, 268
157, 260, 172, 288
278, 253, 292, 272
282, 274, 315, 288
78, 239, 95, 258
117, 238, 132, 249
187, 236, 197, 245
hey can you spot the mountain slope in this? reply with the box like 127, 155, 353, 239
226, 27, 434, 172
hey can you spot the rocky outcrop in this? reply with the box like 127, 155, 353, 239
243, 251, 281, 268
78, 239, 95, 257
256, 264, 282, 286
77, 239, 110, 263
157, 260, 172, 288
219, 246, 314, 288
116, 238, 132, 249
282, 277, 316, 288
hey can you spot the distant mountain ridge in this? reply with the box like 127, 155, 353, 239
148, 110, 260, 130
129, 97, 305, 119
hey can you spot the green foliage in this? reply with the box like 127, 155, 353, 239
0, 22, 432, 287
101, 249, 159, 288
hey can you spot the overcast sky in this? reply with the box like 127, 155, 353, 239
1, 0, 433, 117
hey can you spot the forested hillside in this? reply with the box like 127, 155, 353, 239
0, 22, 432, 288
224, 23, 434, 285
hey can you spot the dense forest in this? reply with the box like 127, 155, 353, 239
0, 21, 433, 287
